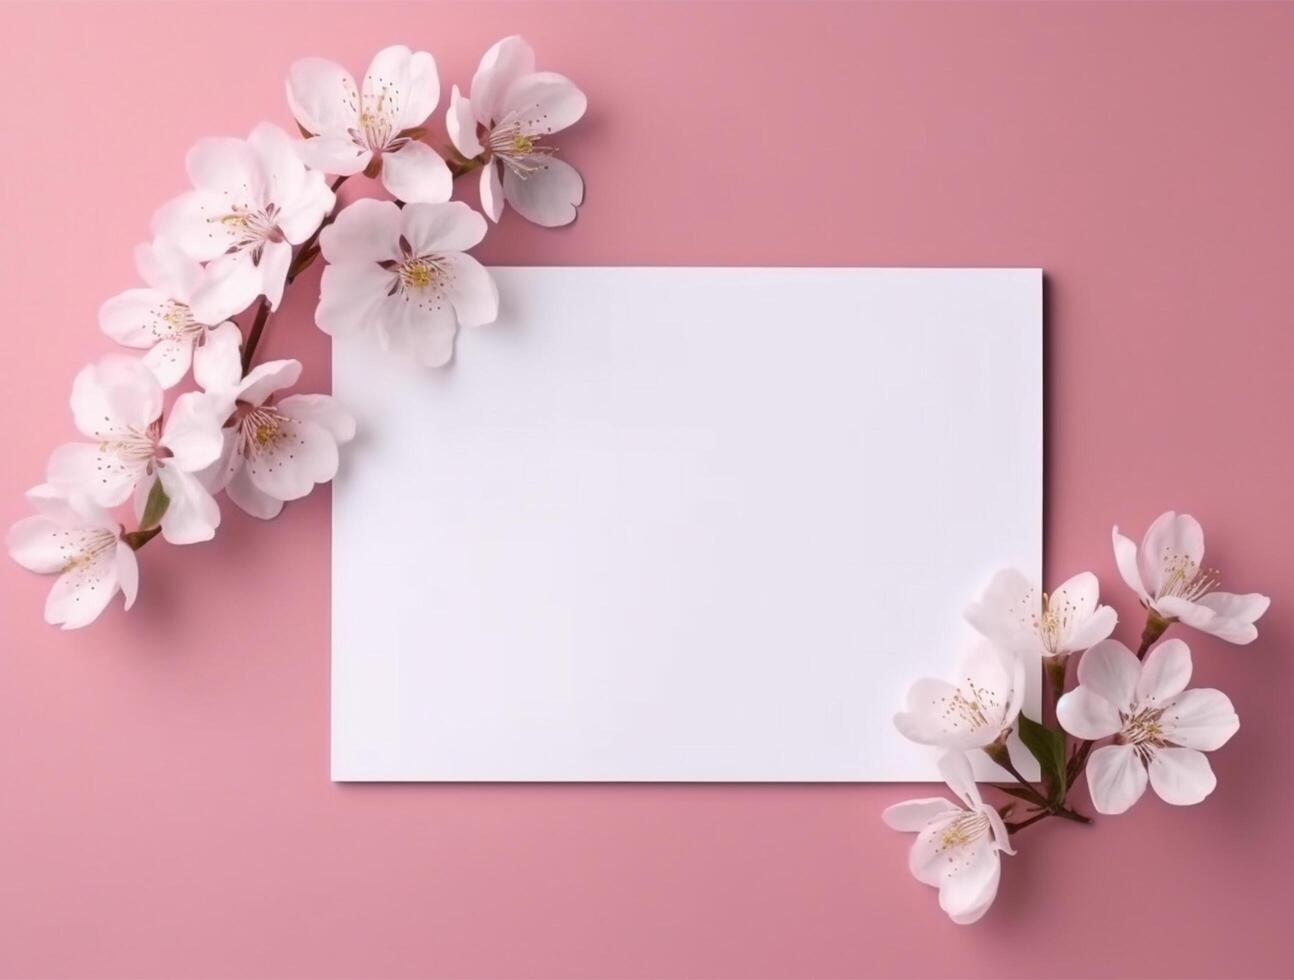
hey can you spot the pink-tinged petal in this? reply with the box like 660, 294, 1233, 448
1148, 747, 1216, 806
499, 71, 587, 135
278, 394, 356, 444
381, 294, 459, 367
46, 442, 142, 507
381, 141, 453, 204
316, 261, 397, 338
25, 484, 113, 527
116, 541, 139, 610
938, 750, 981, 811
1197, 591, 1270, 639
470, 35, 536, 125
196, 428, 239, 495
135, 237, 203, 300
237, 359, 302, 408
1065, 603, 1118, 652
446, 86, 483, 158
192, 322, 244, 396
296, 134, 371, 177
188, 251, 262, 325
44, 548, 121, 629
881, 798, 959, 833
401, 200, 487, 253
258, 240, 294, 312
152, 190, 241, 262
273, 169, 336, 245
1056, 686, 1121, 740
894, 679, 973, 749
7, 516, 68, 573
141, 337, 195, 390
480, 162, 504, 221
161, 392, 227, 472
1074, 639, 1139, 714
1135, 638, 1192, 705
1156, 595, 1259, 645
1112, 526, 1149, 602
1140, 511, 1204, 598
907, 809, 965, 885
186, 136, 263, 197
364, 46, 440, 131
963, 567, 1039, 655
938, 846, 1000, 925
1162, 688, 1239, 751
98, 288, 173, 348
1084, 744, 1148, 815
244, 418, 339, 502
1050, 570, 1098, 621
962, 643, 1023, 729
225, 462, 284, 520
285, 57, 360, 135
320, 198, 402, 264
502, 156, 583, 227
70, 356, 163, 438
156, 465, 221, 545
441, 252, 498, 328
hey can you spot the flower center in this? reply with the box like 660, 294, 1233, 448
1120, 705, 1168, 760
399, 258, 441, 291
239, 406, 288, 453
940, 679, 1005, 734
487, 120, 556, 178
938, 812, 989, 851
1035, 591, 1077, 654
59, 528, 117, 574
101, 422, 162, 466
1158, 553, 1219, 602
215, 203, 285, 262
160, 300, 204, 338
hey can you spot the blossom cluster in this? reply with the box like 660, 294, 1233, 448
7, 38, 586, 628
884, 511, 1269, 924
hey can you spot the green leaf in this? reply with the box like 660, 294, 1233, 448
139, 479, 170, 530
1016, 713, 1068, 804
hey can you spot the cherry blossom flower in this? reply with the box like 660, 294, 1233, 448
1113, 511, 1269, 644
7, 484, 138, 629
315, 198, 497, 366
194, 323, 355, 520
287, 45, 451, 204
965, 568, 1117, 660
99, 238, 244, 389
45, 356, 226, 545
446, 35, 587, 226
1057, 638, 1239, 814
882, 750, 1016, 925
152, 123, 335, 322
894, 644, 1025, 750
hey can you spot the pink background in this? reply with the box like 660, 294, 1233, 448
2, 2, 1291, 977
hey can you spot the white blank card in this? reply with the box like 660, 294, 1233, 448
332, 267, 1041, 782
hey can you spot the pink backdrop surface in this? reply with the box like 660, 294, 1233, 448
1, 2, 1291, 977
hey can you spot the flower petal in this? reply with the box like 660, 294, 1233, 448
1140, 511, 1204, 598
881, 798, 959, 832
285, 57, 360, 136
1085, 743, 1148, 815
161, 392, 227, 472
894, 679, 985, 750
446, 85, 483, 158
44, 549, 120, 629
156, 465, 221, 545
237, 359, 302, 408
1135, 638, 1192, 705
1148, 747, 1217, 806
141, 337, 196, 390
225, 462, 285, 520
938, 749, 981, 810
470, 35, 536, 125
1162, 688, 1239, 750
502, 156, 583, 227
1156, 596, 1260, 645
99, 288, 173, 348
46, 442, 142, 507
1112, 526, 1150, 602
244, 416, 339, 503
1056, 686, 1122, 740
1198, 590, 1270, 624
152, 190, 242, 262
135, 237, 203, 300
441, 252, 499, 329
278, 394, 356, 444
380, 140, 453, 204
116, 541, 139, 611
188, 251, 263, 325
499, 70, 588, 135
316, 261, 397, 337
401, 200, 487, 253
364, 45, 439, 131
320, 198, 403, 264
70, 355, 162, 438
192, 321, 244, 396
7, 516, 70, 573
963, 567, 1039, 655
380, 294, 458, 367
1074, 639, 1139, 714
480, 161, 504, 222
938, 846, 1000, 926
296, 134, 371, 177
186, 136, 262, 197
1065, 603, 1118, 652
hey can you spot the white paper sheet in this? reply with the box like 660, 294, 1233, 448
332, 267, 1041, 782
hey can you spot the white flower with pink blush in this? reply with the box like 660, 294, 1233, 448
315, 198, 497, 367
1113, 511, 1269, 644
447, 35, 587, 227
152, 123, 335, 322
194, 324, 355, 520
99, 238, 244, 389
894, 644, 1025, 750
882, 750, 1015, 925
1057, 638, 1239, 815
965, 568, 1117, 660
287, 45, 452, 204
7, 484, 138, 629
45, 356, 226, 545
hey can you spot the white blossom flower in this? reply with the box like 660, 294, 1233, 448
894, 644, 1025, 750
193, 323, 355, 520
882, 750, 1015, 925
286, 45, 451, 204
965, 568, 1117, 659
315, 198, 497, 366
1057, 638, 1239, 814
152, 123, 335, 322
7, 484, 138, 629
1113, 511, 1269, 644
45, 356, 226, 545
99, 238, 244, 389
446, 35, 587, 226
